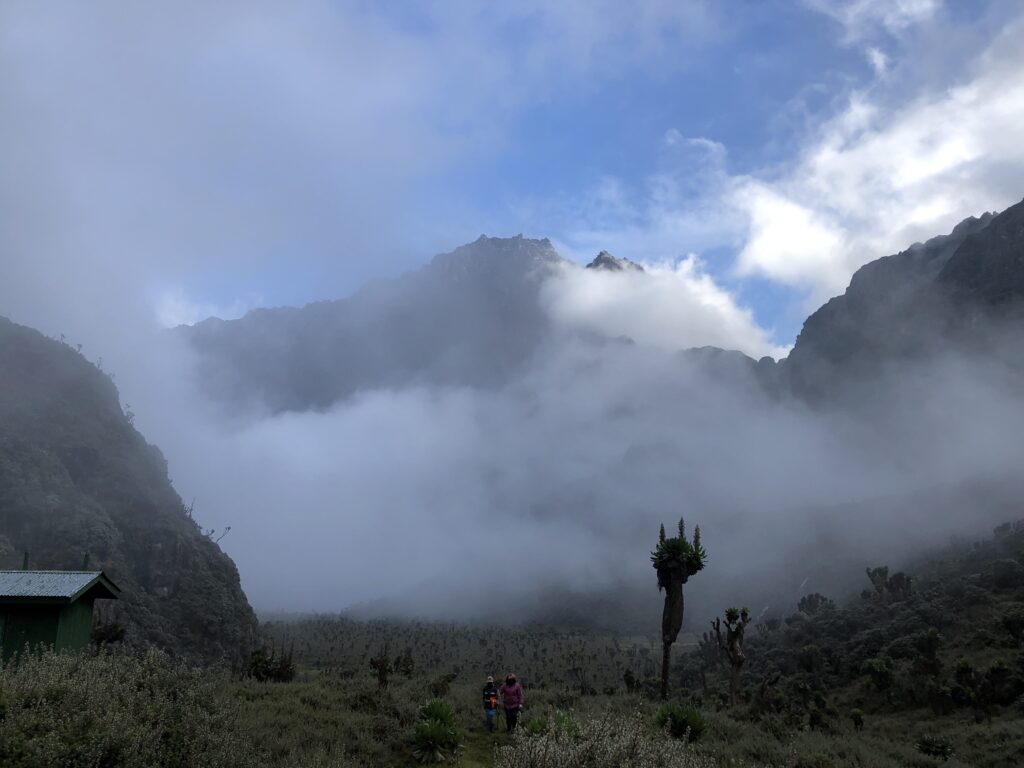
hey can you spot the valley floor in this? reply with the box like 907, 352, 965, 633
225, 669, 1023, 767
1, 520, 1022, 767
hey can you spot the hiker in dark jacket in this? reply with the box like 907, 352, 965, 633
499, 672, 524, 732
482, 676, 499, 733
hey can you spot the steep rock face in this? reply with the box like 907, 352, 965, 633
938, 200, 1024, 308
0, 317, 257, 661
181, 235, 567, 413
781, 202, 1024, 397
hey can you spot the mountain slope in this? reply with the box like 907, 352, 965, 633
0, 316, 257, 661
782, 200, 1024, 397
179, 198, 1024, 416
180, 234, 566, 413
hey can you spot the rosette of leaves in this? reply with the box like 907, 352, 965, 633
413, 720, 460, 764
651, 519, 707, 588
418, 699, 456, 727
412, 699, 460, 764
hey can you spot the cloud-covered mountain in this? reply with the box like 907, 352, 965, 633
155, 197, 1024, 626
179, 197, 1024, 416
4, 197, 1024, 629
179, 235, 566, 413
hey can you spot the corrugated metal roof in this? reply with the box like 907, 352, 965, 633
0, 571, 108, 599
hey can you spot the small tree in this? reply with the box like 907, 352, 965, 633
865, 566, 914, 602
797, 593, 834, 615
651, 519, 707, 700
370, 648, 392, 689
712, 607, 751, 706
394, 647, 416, 678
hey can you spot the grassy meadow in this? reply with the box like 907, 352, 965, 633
1, 520, 1023, 767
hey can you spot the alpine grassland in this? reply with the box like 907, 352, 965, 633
1, 521, 1021, 767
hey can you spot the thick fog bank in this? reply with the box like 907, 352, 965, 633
124, 285, 1024, 631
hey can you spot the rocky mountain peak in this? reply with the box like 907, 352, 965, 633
586, 250, 644, 272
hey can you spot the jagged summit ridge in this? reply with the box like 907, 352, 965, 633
179, 197, 1024, 412
429, 234, 566, 282
586, 250, 644, 272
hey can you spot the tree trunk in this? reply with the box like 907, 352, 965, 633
729, 665, 739, 706
660, 580, 684, 700
660, 640, 671, 700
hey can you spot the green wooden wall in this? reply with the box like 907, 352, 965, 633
56, 599, 94, 653
1, 605, 59, 661
0, 599, 95, 660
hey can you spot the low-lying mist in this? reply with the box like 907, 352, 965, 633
122, 263, 1024, 632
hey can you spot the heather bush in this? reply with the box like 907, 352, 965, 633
495, 711, 718, 768
0, 649, 259, 768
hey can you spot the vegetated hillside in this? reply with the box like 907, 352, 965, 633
684, 519, 1024, 717
0, 316, 257, 661
254, 521, 1024, 767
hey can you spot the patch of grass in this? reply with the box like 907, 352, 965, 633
656, 702, 706, 742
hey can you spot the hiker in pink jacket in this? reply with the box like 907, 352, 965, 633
499, 672, 524, 732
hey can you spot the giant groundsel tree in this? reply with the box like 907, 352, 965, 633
651, 518, 707, 699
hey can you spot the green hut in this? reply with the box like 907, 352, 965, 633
0, 570, 120, 661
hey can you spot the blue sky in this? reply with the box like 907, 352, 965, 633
3, 0, 1024, 355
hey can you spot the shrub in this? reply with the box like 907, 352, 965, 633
411, 718, 460, 764
797, 593, 835, 616
1001, 605, 1024, 644
0, 649, 260, 768
495, 712, 718, 768
411, 697, 460, 764
849, 708, 864, 731
862, 656, 894, 691
916, 735, 954, 760
525, 715, 550, 735
417, 698, 456, 727
524, 709, 576, 737
246, 645, 296, 683
655, 703, 706, 742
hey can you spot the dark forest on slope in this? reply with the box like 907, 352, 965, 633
0, 316, 257, 661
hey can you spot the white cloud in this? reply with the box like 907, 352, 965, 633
732, 183, 846, 289
526, 8, 1024, 327
866, 46, 889, 75
807, 0, 941, 40
729, 14, 1024, 297
543, 259, 789, 359
0, 0, 722, 348
155, 291, 259, 328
